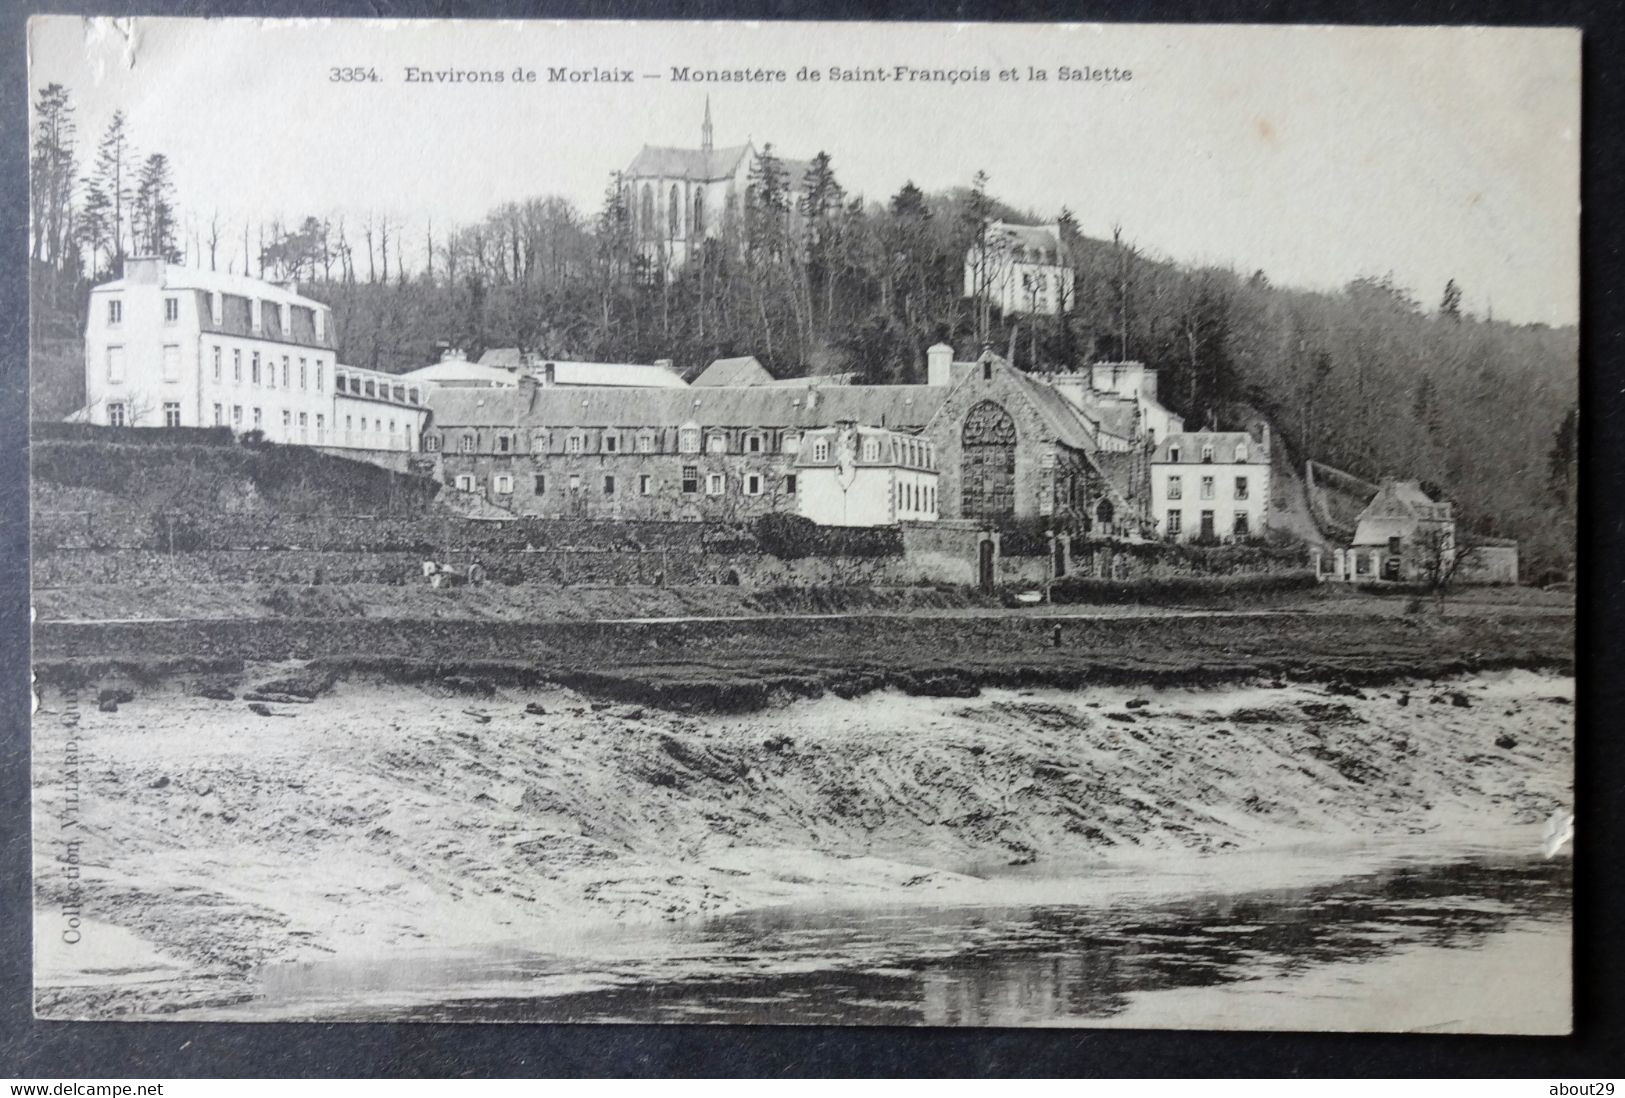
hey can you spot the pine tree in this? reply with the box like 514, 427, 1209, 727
92, 110, 134, 267
29, 83, 77, 268
133, 153, 179, 260
1440, 278, 1463, 321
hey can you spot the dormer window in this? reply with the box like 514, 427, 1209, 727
679, 427, 700, 454
107, 298, 122, 326
1236, 442, 1249, 463
637, 431, 655, 453
1201, 444, 1214, 464
250, 299, 263, 333
531, 430, 550, 452
813, 438, 830, 463
1169, 446, 1181, 463
567, 434, 583, 454
210, 292, 222, 325
460, 435, 475, 453
746, 433, 763, 454
707, 432, 727, 454
783, 433, 801, 455
862, 438, 879, 462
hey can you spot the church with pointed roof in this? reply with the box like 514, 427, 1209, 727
623, 100, 813, 269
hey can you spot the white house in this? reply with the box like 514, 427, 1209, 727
331, 364, 429, 452
1150, 430, 1270, 542
963, 221, 1075, 317
795, 422, 940, 527
83, 257, 338, 440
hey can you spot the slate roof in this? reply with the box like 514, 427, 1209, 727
693, 356, 773, 387
426, 383, 948, 432
402, 361, 521, 387
1152, 432, 1260, 464
989, 221, 1065, 263
626, 144, 752, 181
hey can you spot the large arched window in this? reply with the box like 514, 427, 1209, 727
640, 184, 655, 238
693, 186, 707, 237
960, 400, 1018, 521
669, 185, 681, 238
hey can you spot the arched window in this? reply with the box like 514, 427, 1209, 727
640, 184, 655, 237
669, 185, 681, 238
1097, 499, 1116, 527
693, 186, 707, 236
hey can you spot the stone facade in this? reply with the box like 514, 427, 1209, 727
925, 357, 1122, 531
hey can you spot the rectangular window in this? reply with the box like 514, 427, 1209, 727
682, 465, 699, 494
107, 298, 122, 325
455, 474, 475, 492
107, 401, 126, 427
162, 402, 181, 428
708, 434, 726, 454
232, 405, 242, 426
251, 352, 261, 385
747, 434, 762, 454
281, 357, 290, 388
603, 475, 616, 496
495, 474, 514, 495
253, 407, 262, 428
639, 475, 652, 495
1200, 510, 1215, 540
282, 410, 292, 428
315, 364, 323, 392
1234, 476, 1249, 501
300, 359, 308, 389
604, 435, 619, 453
745, 474, 761, 496
813, 440, 830, 462
105, 346, 125, 383
1234, 512, 1251, 539
567, 435, 583, 454
299, 412, 308, 427
424, 434, 440, 452
233, 350, 242, 383
1356, 552, 1371, 575
533, 474, 546, 495
460, 435, 475, 453
164, 297, 178, 324
1389, 536, 1402, 556
862, 438, 879, 461
212, 346, 222, 381
497, 434, 512, 454
680, 429, 699, 454
568, 474, 581, 493
1167, 475, 1182, 501
637, 433, 654, 454
707, 473, 724, 495
213, 403, 223, 426
266, 359, 276, 388
316, 414, 324, 431
785, 474, 797, 495
1200, 476, 1215, 500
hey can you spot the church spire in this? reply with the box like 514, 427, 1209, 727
702, 96, 713, 154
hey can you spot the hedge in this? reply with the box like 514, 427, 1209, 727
751, 513, 904, 559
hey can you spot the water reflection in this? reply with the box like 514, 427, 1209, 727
278, 855, 1570, 1026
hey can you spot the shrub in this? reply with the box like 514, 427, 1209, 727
751, 513, 902, 560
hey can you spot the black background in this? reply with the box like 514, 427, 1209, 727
1, 0, 1619, 1077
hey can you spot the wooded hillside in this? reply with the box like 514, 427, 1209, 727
29, 82, 1578, 576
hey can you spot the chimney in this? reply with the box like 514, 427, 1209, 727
542, 362, 557, 387
927, 343, 953, 387
518, 372, 540, 411
123, 255, 163, 284
1261, 422, 1271, 459
654, 357, 677, 374
314, 306, 326, 342
806, 385, 819, 411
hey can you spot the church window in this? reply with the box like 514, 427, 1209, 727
693, 186, 707, 236
640, 184, 654, 236
669, 185, 681, 237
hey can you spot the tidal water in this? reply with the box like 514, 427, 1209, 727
252, 854, 1571, 1029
